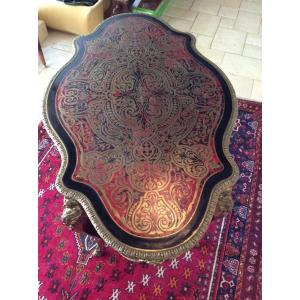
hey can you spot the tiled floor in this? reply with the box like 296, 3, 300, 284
38, 0, 262, 115
162, 0, 262, 100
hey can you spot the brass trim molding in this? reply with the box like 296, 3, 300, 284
42, 14, 239, 264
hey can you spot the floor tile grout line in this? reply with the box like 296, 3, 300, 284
167, 15, 197, 24
210, 16, 222, 50
216, 3, 222, 21
164, 6, 198, 23
191, 0, 196, 9
242, 46, 262, 59
250, 78, 256, 99
239, 8, 262, 16
171, 0, 196, 11
232, 0, 244, 30
190, 10, 199, 32
51, 45, 75, 54
219, 51, 225, 66
48, 45, 75, 55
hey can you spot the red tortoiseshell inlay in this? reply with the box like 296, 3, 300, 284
55, 17, 225, 238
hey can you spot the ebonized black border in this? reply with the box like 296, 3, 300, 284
47, 14, 233, 250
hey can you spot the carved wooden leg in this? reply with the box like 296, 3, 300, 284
214, 188, 234, 217
61, 197, 83, 229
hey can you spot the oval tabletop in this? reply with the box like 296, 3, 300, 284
43, 13, 239, 263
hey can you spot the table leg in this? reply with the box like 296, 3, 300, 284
61, 197, 83, 229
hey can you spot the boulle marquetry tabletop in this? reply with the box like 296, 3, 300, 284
43, 13, 239, 263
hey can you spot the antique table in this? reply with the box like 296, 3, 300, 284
43, 13, 239, 263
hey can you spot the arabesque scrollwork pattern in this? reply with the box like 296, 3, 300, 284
56, 17, 226, 238
43, 14, 239, 263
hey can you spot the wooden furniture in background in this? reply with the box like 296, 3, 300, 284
38, 39, 46, 67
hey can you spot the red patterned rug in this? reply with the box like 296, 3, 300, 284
38, 99, 262, 300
